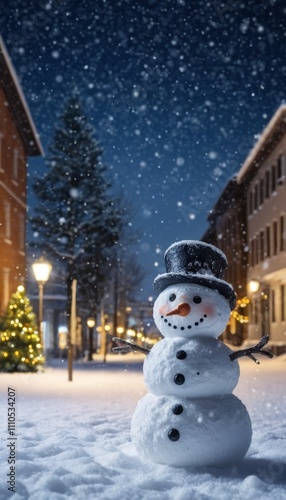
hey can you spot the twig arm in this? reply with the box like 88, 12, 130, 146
112, 337, 150, 355
229, 334, 273, 364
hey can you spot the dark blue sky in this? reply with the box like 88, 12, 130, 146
1, 0, 286, 299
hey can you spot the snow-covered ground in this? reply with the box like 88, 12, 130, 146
0, 352, 285, 500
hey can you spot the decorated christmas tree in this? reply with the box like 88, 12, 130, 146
0, 286, 44, 372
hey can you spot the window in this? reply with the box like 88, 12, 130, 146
271, 165, 276, 192
4, 201, 11, 240
19, 212, 25, 251
259, 178, 264, 206
280, 215, 285, 252
260, 230, 265, 261
273, 220, 278, 255
271, 289, 276, 323
248, 190, 253, 215
0, 133, 3, 171
265, 170, 270, 199
266, 226, 271, 257
251, 239, 255, 267
3, 268, 10, 310
281, 285, 285, 322
254, 184, 258, 210
254, 298, 259, 325
13, 149, 18, 180
255, 236, 259, 265
277, 156, 285, 185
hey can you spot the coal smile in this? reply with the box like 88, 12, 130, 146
161, 314, 208, 330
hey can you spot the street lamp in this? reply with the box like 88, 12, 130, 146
87, 317, 95, 361
248, 280, 260, 294
32, 256, 52, 347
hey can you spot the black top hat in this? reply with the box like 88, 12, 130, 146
153, 240, 236, 310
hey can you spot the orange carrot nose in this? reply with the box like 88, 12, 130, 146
166, 303, 191, 316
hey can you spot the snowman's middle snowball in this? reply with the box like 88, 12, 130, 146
144, 337, 240, 397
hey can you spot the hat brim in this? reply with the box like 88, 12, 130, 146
153, 273, 236, 310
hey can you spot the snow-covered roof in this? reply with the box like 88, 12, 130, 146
237, 104, 286, 184
0, 35, 43, 156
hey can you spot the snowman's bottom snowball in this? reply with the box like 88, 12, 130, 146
131, 393, 252, 468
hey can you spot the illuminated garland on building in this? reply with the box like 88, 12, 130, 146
230, 296, 250, 324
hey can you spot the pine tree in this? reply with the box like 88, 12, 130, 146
30, 94, 122, 321
0, 286, 44, 372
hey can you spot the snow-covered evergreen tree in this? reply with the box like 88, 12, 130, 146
31, 95, 122, 318
0, 286, 44, 372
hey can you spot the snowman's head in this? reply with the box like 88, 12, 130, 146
153, 282, 231, 339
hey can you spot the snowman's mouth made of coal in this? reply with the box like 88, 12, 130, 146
161, 314, 207, 331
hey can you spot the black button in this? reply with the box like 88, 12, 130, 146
172, 404, 183, 415
176, 350, 187, 360
174, 373, 185, 385
168, 428, 180, 441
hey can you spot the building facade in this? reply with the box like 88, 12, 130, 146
0, 36, 42, 315
237, 105, 286, 354
202, 105, 286, 353
202, 177, 248, 345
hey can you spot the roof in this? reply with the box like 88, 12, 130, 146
206, 175, 238, 221
0, 35, 43, 156
237, 104, 286, 184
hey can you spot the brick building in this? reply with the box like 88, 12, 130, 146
202, 176, 248, 345
0, 36, 42, 315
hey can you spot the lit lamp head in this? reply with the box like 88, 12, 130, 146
87, 317, 95, 329
248, 279, 260, 294
32, 256, 52, 285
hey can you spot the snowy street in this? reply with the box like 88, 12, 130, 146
0, 353, 285, 500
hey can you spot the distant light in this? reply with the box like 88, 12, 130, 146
87, 318, 95, 328
248, 280, 260, 293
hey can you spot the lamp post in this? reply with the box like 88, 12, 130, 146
87, 317, 95, 361
32, 256, 52, 348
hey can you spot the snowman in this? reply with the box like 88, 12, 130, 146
113, 240, 272, 468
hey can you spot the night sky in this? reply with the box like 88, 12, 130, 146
1, 0, 286, 300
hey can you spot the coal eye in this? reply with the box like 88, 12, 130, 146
169, 293, 176, 302
193, 296, 202, 304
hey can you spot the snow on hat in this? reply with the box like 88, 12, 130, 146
153, 240, 236, 310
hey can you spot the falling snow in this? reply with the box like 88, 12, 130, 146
1, 0, 286, 299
